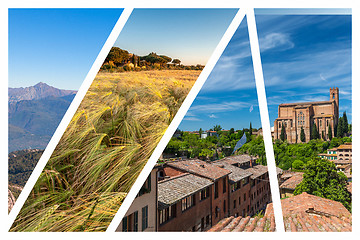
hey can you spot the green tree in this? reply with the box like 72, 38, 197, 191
199, 128, 203, 138
292, 159, 304, 170
337, 117, 344, 138
294, 157, 351, 211
229, 128, 235, 135
280, 123, 286, 142
213, 125, 222, 132
343, 111, 348, 134
249, 122, 252, 135
311, 122, 319, 139
328, 124, 332, 140
105, 47, 130, 66
300, 126, 305, 142
172, 59, 181, 66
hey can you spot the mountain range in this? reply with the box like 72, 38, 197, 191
8, 82, 76, 152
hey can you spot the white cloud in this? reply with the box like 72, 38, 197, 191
209, 114, 217, 118
259, 33, 294, 52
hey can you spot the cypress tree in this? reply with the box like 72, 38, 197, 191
300, 126, 306, 142
337, 117, 344, 138
311, 121, 319, 139
343, 111, 348, 134
280, 123, 286, 141
328, 124, 332, 140
249, 122, 252, 135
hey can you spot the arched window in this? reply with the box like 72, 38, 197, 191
332, 93, 335, 99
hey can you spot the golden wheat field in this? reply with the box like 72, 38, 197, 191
11, 70, 200, 232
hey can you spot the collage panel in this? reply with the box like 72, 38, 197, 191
9, 8, 238, 232
255, 10, 352, 231
8, 8, 124, 212
117, 15, 282, 232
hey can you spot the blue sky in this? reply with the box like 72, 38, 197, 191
9, 9, 123, 90
255, 14, 352, 125
114, 9, 238, 65
179, 13, 352, 131
179, 16, 261, 131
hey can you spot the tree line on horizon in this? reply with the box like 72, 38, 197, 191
101, 47, 204, 72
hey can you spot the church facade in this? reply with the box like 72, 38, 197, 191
273, 88, 339, 143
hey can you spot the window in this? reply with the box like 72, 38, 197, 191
133, 211, 138, 231
215, 206, 219, 218
233, 200, 236, 209
242, 177, 249, 186
122, 217, 128, 232
200, 187, 210, 201
159, 204, 176, 225
122, 211, 138, 232
279, 122, 281, 128
206, 215, 210, 227
223, 178, 227, 193
142, 206, 148, 231
223, 200, 226, 213
181, 194, 195, 212
243, 193, 246, 202
139, 175, 152, 196
214, 181, 219, 199
239, 197, 241, 205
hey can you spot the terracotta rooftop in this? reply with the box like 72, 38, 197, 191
217, 154, 253, 165
279, 172, 304, 190
166, 159, 230, 181
207, 204, 275, 232
212, 162, 252, 183
208, 193, 352, 232
245, 165, 282, 179
337, 144, 352, 150
158, 173, 212, 209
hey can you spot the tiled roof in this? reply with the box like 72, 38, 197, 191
246, 165, 268, 179
158, 173, 212, 208
166, 160, 230, 181
337, 144, 352, 150
218, 154, 253, 165
279, 172, 304, 190
207, 204, 275, 232
212, 162, 252, 183
209, 193, 352, 232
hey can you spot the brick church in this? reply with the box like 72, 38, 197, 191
273, 88, 339, 143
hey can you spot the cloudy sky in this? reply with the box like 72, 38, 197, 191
179, 13, 351, 131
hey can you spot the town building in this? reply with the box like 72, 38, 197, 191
273, 88, 339, 143
157, 173, 213, 231
279, 172, 304, 198
164, 160, 231, 226
318, 142, 352, 181
116, 168, 158, 232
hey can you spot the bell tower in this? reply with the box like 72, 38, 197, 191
330, 87, 339, 125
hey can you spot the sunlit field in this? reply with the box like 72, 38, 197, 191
11, 70, 200, 231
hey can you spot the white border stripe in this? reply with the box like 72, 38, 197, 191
7, 8, 133, 231
106, 8, 246, 232
246, 8, 284, 232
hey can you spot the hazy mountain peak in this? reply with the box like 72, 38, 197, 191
9, 82, 76, 102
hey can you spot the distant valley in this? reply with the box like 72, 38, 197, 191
8, 82, 76, 204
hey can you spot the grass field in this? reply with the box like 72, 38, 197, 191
11, 70, 200, 232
